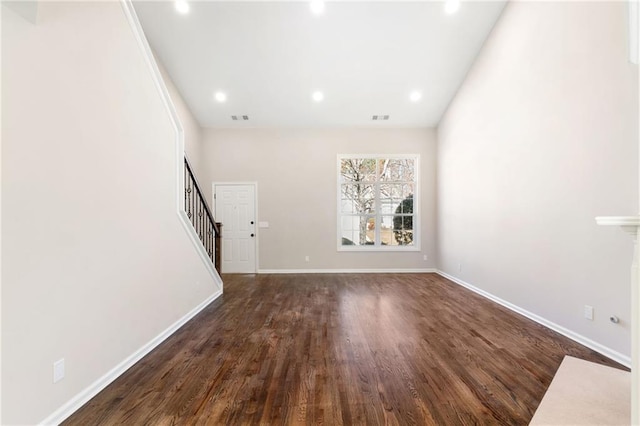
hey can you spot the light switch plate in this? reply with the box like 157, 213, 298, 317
584, 305, 594, 321
53, 358, 65, 383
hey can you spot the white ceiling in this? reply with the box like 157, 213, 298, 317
133, 1, 507, 128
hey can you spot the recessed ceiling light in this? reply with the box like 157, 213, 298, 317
444, 0, 460, 15
214, 92, 227, 103
175, 0, 189, 14
409, 91, 422, 102
312, 91, 324, 102
310, 1, 325, 15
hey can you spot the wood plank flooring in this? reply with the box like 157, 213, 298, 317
64, 273, 627, 425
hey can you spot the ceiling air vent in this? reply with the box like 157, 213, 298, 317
372, 115, 390, 121
231, 115, 250, 121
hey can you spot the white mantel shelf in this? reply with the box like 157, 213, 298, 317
596, 216, 640, 234
596, 215, 639, 425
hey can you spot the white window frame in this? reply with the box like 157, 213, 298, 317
337, 154, 420, 252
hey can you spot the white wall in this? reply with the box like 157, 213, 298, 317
438, 1, 638, 359
156, 57, 205, 180
1, 2, 218, 424
202, 128, 437, 271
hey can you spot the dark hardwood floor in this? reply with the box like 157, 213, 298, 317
64, 273, 626, 425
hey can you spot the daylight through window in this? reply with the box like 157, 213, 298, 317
338, 155, 419, 250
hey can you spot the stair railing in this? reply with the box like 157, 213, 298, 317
184, 157, 222, 274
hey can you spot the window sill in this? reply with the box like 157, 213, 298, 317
337, 245, 421, 252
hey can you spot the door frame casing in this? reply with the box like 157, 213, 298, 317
212, 181, 259, 273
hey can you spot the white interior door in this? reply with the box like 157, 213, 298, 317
214, 184, 256, 273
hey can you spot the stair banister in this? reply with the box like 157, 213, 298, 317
184, 157, 222, 274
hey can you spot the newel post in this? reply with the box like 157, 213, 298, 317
596, 216, 640, 425
215, 222, 223, 275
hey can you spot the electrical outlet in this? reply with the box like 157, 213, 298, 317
423, 255, 428, 261
53, 359, 65, 383
584, 305, 594, 321
305, 256, 310, 262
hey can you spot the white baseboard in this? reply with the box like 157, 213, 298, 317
39, 289, 223, 426
437, 270, 631, 368
257, 268, 437, 274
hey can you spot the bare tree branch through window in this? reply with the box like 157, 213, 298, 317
339, 155, 418, 249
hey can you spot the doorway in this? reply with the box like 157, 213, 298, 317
213, 183, 257, 273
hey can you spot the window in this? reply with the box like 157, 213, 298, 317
338, 155, 419, 251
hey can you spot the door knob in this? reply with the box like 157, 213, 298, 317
251, 233, 255, 237
250, 221, 254, 225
